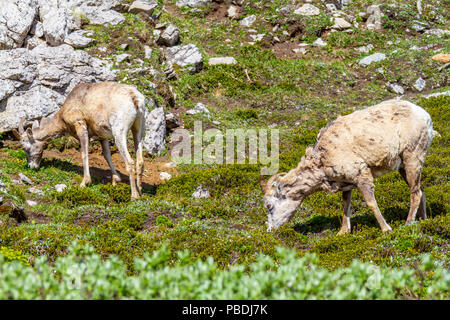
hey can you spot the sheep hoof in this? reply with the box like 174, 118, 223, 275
337, 229, 350, 235
112, 175, 121, 185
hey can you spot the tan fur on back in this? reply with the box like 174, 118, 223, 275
311, 100, 432, 181
35, 82, 143, 141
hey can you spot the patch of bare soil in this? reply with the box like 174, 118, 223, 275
74, 209, 110, 226
43, 147, 177, 187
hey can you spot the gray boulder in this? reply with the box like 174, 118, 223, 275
157, 24, 180, 47
366, 5, 383, 30
128, 0, 158, 15
143, 103, 166, 155
176, 0, 212, 8
192, 185, 210, 199
358, 53, 386, 67
0, 44, 115, 132
240, 15, 256, 27
166, 44, 203, 73
0, 0, 38, 49
294, 4, 320, 16
208, 57, 237, 65
387, 83, 404, 95
413, 77, 426, 92
64, 30, 94, 48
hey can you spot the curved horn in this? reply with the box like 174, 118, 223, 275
259, 175, 268, 194
18, 117, 26, 135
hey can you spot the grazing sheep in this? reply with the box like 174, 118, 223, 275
13, 82, 146, 200
260, 99, 436, 234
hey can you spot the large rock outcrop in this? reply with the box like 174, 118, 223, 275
0, 0, 38, 49
0, 0, 125, 50
0, 44, 116, 132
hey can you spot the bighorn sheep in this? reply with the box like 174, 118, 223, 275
13, 82, 146, 200
260, 100, 436, 234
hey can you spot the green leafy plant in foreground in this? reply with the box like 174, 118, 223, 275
0, 243, 448, 300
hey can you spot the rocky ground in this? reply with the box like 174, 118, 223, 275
0, 0, 449, 297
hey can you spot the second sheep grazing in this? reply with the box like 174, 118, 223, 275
13, 82, 146, 200
260, 99, 437, 234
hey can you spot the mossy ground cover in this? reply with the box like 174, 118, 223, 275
0, 0, 448, 298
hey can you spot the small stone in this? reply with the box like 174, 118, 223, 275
208, 57, 237, 66
116, 53, 130, 63
294, 4, 320, 16
19, 173, 33, 185
55, 184, 67, 193
28, 187, 44, 196
250, 34, 265, 42
165, 162, 176, 168
387, 83, 404, 95
165, 44, 203, 73
128, 0, 158, 15
157, 24, 180, 47
120, 43, 129, 50
332, 17, 352, 30
413, 77, 426, 92
358, 53, 386, 67
240, 15, 256, 27
26, 200, 37, 206
192, 185, 210, 199
326, 4, 337, 12
312, 38, 327, 47
160, 172, 172, 181
366, 5, 383, 30
425, 29, 450, 38
355, 44, 374, 53
227, 5, 239, 19
144, 46, 153, 59
186, 103, 210, 115
412, 24, 426, 32
64, 30, 95, 49
293, 48, 307, 54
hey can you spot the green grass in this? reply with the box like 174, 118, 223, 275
0, 0, 448, 299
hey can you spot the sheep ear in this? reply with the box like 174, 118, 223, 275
276, 182, 283, 194
12, 129, 21, 140
26, 127, 35, 143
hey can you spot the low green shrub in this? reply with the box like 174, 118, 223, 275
99, 183, 131, 203
0, 246, 29, 266
54, 186, 108, 208
0, 243, 448, 299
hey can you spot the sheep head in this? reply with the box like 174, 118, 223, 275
260, 148, 324, 231
13, 117, 46, 170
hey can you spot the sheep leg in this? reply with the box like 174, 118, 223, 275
337, 190, 352, 235
131, 116, 145, 196
75, 122, 91, 187
101, 139, 121, 185
357, 174, 392, 232
399, 164, 425, 223
115, 133, 139, 200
